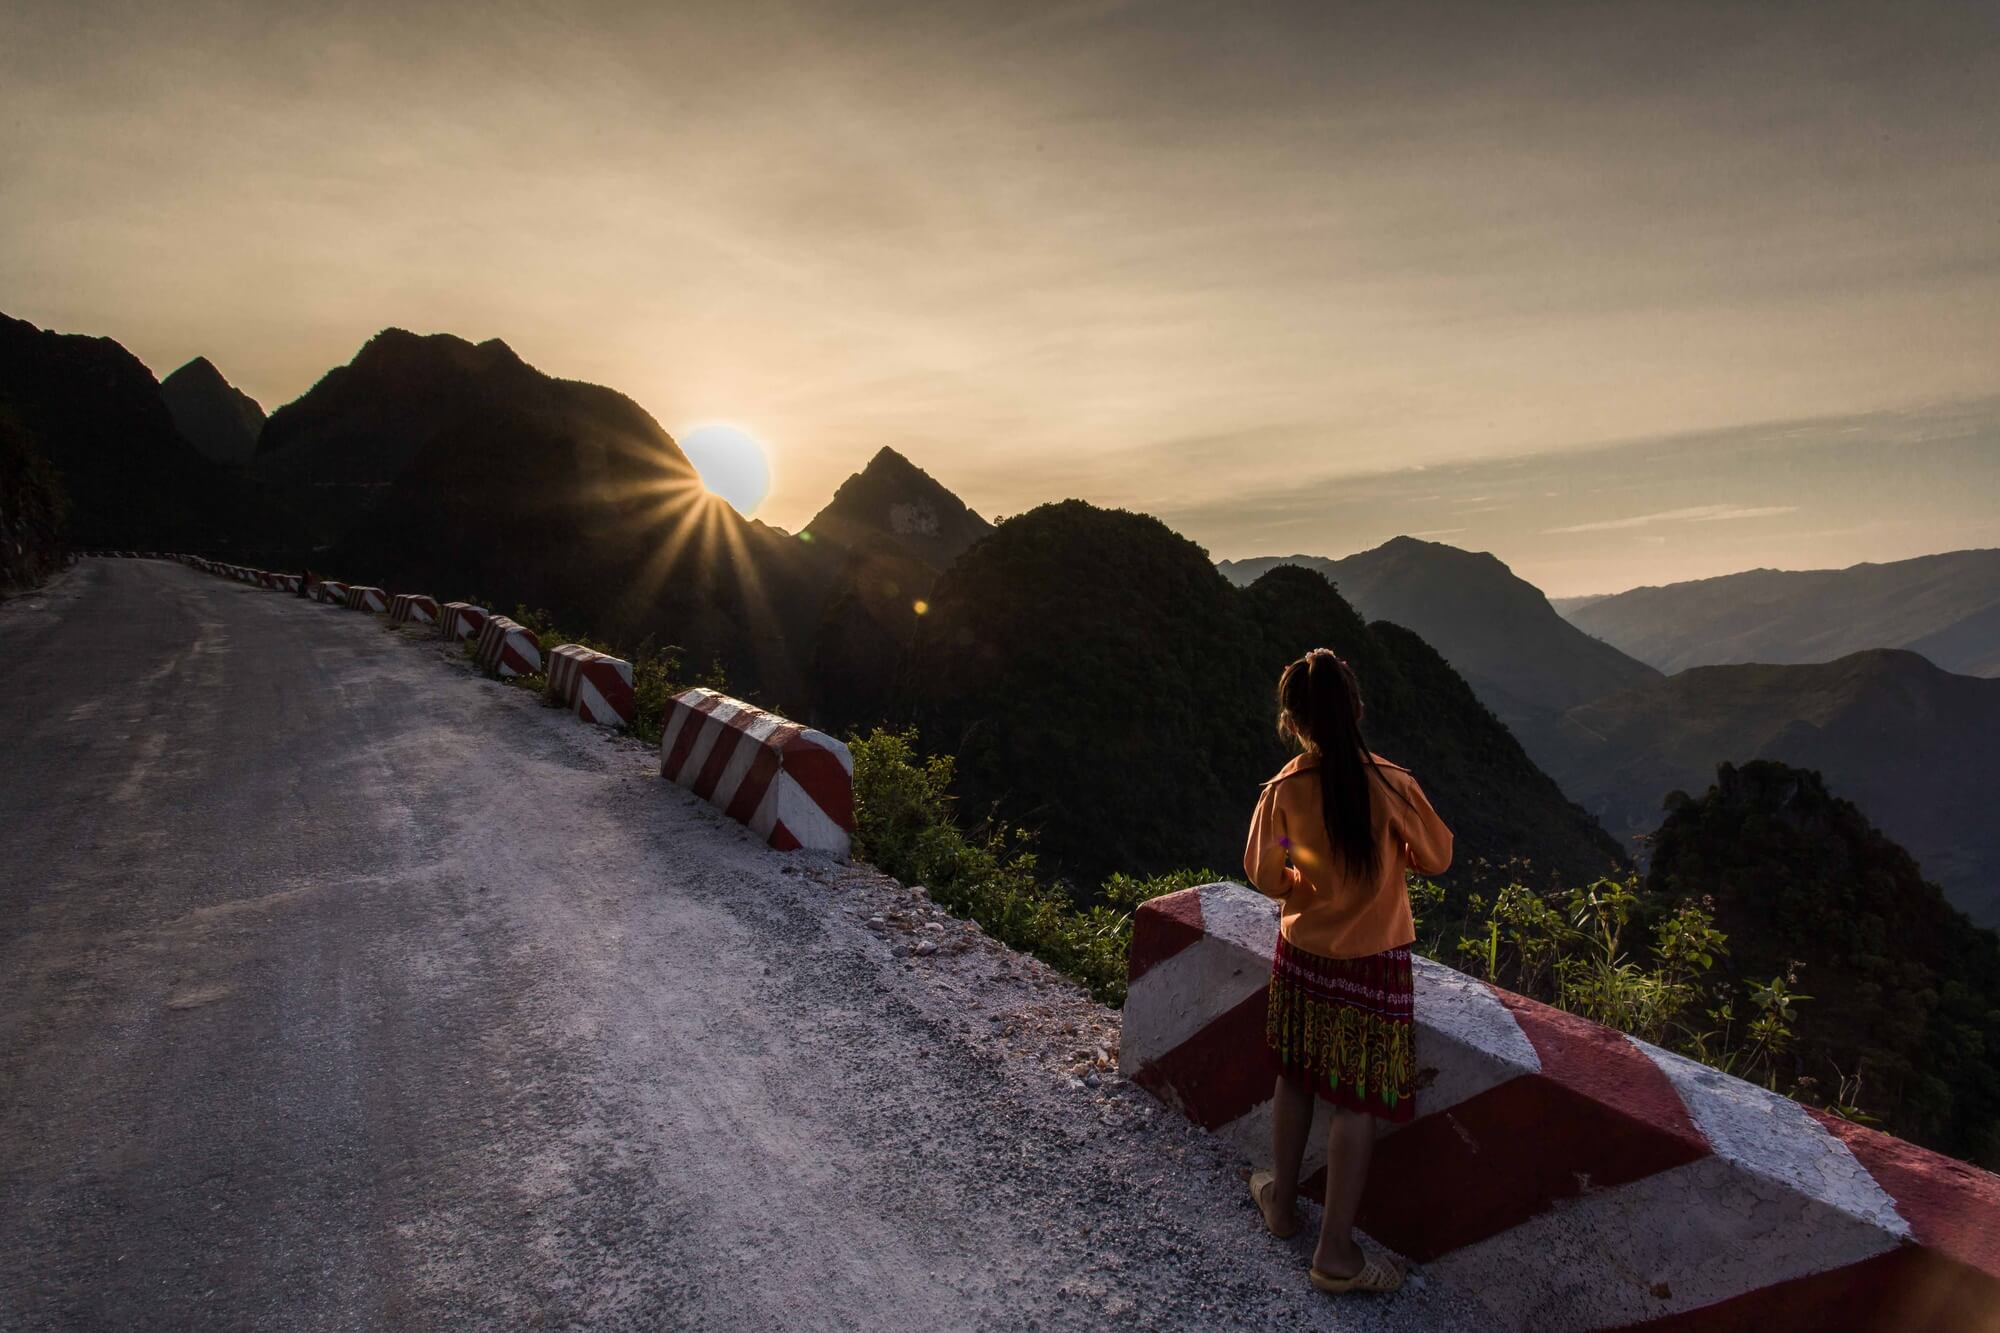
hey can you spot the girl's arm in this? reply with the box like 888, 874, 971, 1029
1243, 784, 1302, 900
1393, 774, 1454, 877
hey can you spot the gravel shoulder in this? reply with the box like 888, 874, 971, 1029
0, 558, 1486, 1330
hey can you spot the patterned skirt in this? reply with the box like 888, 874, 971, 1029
1266, 934, 1417, 1123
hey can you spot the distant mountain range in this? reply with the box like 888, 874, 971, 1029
161, 356, 265, 465
1545, 649, 2000, 928
1222, 539, 2000, 928
1219, 539, 1661, 768
1560, 550, 2000, 678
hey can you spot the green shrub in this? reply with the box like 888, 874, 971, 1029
626, 639, 686, 745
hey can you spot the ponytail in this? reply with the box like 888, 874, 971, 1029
1276, 649, 1382, 880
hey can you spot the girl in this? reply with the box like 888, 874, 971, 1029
1241, 648, 1452, 1295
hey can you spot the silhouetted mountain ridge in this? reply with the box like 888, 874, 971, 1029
253, 327, 834, 702
1219, 537, 1661, 768
1564, 550, 2000, 678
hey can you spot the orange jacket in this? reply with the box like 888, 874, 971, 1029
1242, 752, 1453, 959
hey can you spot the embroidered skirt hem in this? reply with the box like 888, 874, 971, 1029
1266, 933, 1416, 1124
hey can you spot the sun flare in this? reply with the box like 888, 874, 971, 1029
678, 423, 773, 518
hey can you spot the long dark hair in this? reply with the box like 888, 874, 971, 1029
1276, 648, 1382, 879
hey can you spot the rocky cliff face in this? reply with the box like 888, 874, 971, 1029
0, 414, 68, 590
160, 356, 265, 465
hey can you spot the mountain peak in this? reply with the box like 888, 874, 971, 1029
1216, 537, 1662, 759
160, 354, 265, 465
863, 445, 918, 473
169, 354, 224, 381
803, 449, 993, 570
349, 328, 522, 375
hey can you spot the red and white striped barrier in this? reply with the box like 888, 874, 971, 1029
344, 585, 388, 614
657, 688, 853, 858
1120, 882, 2000, 1331
546, 645, 637, 727
439, 602, 489, 642
473, 614, 540, 677
388, 593, 438, 627
316, 580, 349, 605
276, 574, 300, 594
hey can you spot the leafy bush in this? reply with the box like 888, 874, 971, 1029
1452, 875, 1807, 1094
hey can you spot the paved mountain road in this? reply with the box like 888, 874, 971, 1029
0, 559, 1480, 1330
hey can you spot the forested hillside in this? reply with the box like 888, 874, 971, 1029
909, 501, 1624, 895
1649, 761, 2000, 1166
1546, 650, 2000, 928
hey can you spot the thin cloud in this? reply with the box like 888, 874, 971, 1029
1544, 504, 1798, 535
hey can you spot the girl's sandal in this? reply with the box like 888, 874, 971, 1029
1310, 1254, 1405, 1295
1247, 1170, 1298, 1239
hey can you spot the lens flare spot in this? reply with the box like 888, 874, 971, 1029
913, 599, 930, 616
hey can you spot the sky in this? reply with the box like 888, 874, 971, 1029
3, 0, 1996, 595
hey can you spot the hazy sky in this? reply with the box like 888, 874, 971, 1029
5, 0, 1996, 594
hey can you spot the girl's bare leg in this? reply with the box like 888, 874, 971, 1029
1263, 1074, 1312, 1233
1312, 1107, 1374, 1275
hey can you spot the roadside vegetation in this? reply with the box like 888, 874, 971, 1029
848, 725, 1861, 1125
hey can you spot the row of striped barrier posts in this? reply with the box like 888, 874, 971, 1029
167, 558, 856, 865
1119, 880, 2000, 1332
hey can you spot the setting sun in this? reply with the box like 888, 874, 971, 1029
678, 423, 772, 518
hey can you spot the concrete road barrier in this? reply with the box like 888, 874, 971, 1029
1120, 881, 2000, 1332
388, 594, 439, 627
473, 614, 540, 678
546, 645, 637, 728
657, 688, 853, 858
344, 585, 389, 614
316, 580, 349, 605
439, 602, 489, 642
